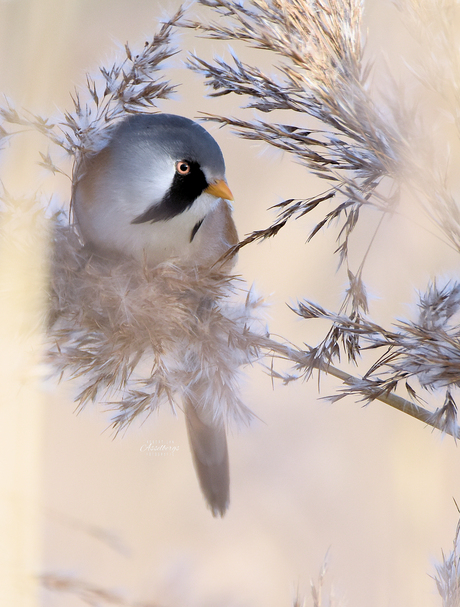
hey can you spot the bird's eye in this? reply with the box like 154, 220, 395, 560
176, 160, 191, 175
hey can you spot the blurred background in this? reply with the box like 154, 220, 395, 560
1, 1, 460, 606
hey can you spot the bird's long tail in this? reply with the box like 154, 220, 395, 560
184, 395, 230, 517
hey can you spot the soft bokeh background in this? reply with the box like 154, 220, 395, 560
1, 1, 460, 606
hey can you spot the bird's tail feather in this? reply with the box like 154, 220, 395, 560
184, 396, 230, 517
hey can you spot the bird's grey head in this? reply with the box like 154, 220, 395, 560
73, 112, 233, 265
105, 113, 227, 224
119, 113, 225, 168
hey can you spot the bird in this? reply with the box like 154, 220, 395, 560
72, 113, 239, 516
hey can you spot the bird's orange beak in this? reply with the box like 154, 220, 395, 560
205, 179, 234, 201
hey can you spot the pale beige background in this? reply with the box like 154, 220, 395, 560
1, 1, 460, 606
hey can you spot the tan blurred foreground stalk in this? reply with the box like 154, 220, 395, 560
0, 191, 49, 605
0, 1, 77, 600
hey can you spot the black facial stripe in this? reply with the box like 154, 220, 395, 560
190, 217, 205, 242
131, 160, 208, 225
